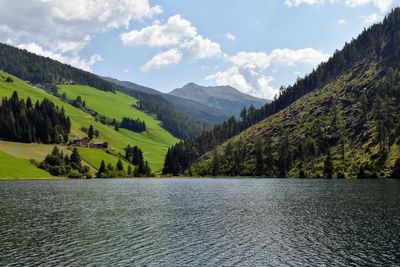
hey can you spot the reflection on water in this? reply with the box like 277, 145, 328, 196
1, 179, 399, 266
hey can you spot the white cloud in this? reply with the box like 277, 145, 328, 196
229, 52, 270, 71
228, 48, 329, 71
17, 43, 102, 72
0, 0, 162, 71
205, 67, 278, 99
124, 14, 223, 71
47, 0, 162, 28
337, 19, 348, 25
345, 0, 395, 12
206, 67, 253, 94
359, 13, 380, 22
123, 69, 129, 74
141, 48, 182, 72
284, 0, 324, 7
121, 15, 197, 47
206, 48, 330, 99
257, 76, 278, 99
267, 48, 330, 66
225, 33, 236, 41
180, 35, 222, 60
285, 0, 397, 12
0, 0, 162, 52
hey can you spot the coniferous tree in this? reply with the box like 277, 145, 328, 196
116, 159, 124, 171
70, 148, 82, 169
97, 160, 106, 177
88, 124, 94, 139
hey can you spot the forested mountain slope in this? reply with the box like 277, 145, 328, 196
163, 8, 400, 178
194, 64, 400, 178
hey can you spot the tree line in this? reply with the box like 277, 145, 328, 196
0, 91, 71, 144
120, 117, 146, 133
0, 43, 118, 92
97, 145, 152, 178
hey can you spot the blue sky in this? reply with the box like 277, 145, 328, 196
0, 0, 398, 99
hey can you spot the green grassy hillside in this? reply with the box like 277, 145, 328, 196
58, 85, 178, 147
0, 150, 52, 179
0, 71, 178, 172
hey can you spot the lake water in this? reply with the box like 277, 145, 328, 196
1, 179, 399, 266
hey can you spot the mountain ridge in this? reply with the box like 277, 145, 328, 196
169, 82, 268, 116
103, 77, 232, 125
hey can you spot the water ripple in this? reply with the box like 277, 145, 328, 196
1, 179, 400, 266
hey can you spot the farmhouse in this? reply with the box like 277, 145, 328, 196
89, 142, 108, 149
71, 137, 90, 147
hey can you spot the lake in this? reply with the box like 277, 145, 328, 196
1, 179, 399, 266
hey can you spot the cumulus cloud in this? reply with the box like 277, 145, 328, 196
141, 48, 182, 72
180, 36, 222, 60
125, 14, 223, 71
206, 48, 330, 99
0, 0, 161, 71
0, 0, 162, 52
206, 67, 253, 94
337, 19, 348, 25
228, 48, 329, 71
17, 43, 103, 71
121, 15, 196, 47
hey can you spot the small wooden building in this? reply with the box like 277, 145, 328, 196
89, 142, 108, 149
71, 137, 90, 147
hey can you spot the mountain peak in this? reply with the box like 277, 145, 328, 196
169, 83, 268, 116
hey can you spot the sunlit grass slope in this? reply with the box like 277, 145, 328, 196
0, 141, 70, 161
77, 147, 130, 171
58, 84, 178, 149
0, 150, 52, 179
0, 71, 178, 171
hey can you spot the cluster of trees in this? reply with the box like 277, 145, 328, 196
0, 43, 118, 92
124, 145, 152, 176
120, 117, 146, 133
69, 95, 86, 109
163, 8, 400, 176
0, 92, 71, 144
97, 157, 152, 178
39, 147, 90, 178
97, 146, 152, 178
